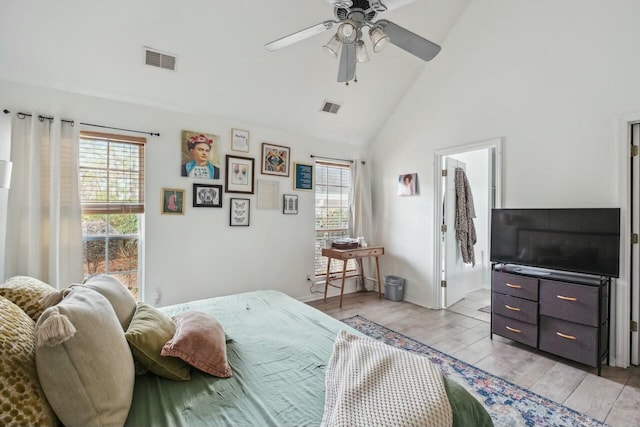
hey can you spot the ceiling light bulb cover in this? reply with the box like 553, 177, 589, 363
337, 22, 357, 44
0, 160, 12, 189
369, 27, 390, 52
355, 40, 370, 63
323, 34, 342, 58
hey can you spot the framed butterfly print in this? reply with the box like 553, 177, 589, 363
230, 198, 250, 226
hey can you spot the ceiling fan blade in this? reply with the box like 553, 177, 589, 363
265, 21, 336, 51
376, 19, 441, 61
337, 43, 356, 82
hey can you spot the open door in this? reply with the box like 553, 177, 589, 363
442, 157, 466, 307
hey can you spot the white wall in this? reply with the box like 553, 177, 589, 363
0, 79, 363, 305
370, 0, 640, 309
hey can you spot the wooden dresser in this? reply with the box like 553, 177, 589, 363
491, 265, 610, 375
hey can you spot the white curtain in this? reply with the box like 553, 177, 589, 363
4, 114, 83, 288
350, 161, 374, 288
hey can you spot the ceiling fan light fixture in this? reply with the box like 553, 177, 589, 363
355, 40, 370, 63
323, 34, 342, 58
337, 21, 357, 44
369, 26, 390, 52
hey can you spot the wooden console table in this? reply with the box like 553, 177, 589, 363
321, 246, 384, 308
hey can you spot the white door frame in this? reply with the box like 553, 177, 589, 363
433, 137, 503, 310
616, 113, 640, 368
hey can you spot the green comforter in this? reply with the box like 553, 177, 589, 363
125, 290, 492, 427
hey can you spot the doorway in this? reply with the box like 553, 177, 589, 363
433, 138, 503, 311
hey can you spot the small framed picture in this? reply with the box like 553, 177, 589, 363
231, 128, 250, 153
225, 155, 255, 194
283, 194, 298, 214
261, 142, 290, 177
193, 183, 222, 208
397, 173, 418, 196
230, 198, 250, 226
293, 162, 314, 191
161, 188, 185, 215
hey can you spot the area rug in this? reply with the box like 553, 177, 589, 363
342, 315, 607, 427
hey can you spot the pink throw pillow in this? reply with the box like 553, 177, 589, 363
161, 311, 232, 378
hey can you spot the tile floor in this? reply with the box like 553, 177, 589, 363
308, 290, 640, 426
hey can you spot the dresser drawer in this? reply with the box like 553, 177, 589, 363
492, 292, 538, 325
492, 313, 538, 347
539, 316, 607, 367
539, 280, 602, 327
492, 271, 539, 301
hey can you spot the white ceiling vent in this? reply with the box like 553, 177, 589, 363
320, 100, 341, 114
144, 47, 177, 71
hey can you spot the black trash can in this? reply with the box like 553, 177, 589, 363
384, 276, 405, 301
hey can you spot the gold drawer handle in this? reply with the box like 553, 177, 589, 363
505, 305, 521, 312
505, 283, 522, 289
557, 295, 577, 302
556, 332, 577, 340
506, 326, 522, 333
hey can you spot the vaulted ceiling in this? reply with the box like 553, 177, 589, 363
0, 0, 470, 145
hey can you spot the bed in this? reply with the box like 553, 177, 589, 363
125, 290, 493, 427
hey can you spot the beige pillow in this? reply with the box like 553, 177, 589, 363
35, 286, 135, 427
0, 296, 57, 427
125, 303, 191, 381
161, 311, 232, 378
0, 276, 57, 321
83, 274, 137, 330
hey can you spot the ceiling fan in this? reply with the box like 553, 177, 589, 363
264, 0, 441, 84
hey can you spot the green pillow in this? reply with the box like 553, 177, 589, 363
125, 303, 191, 381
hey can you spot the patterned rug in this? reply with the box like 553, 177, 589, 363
342, 315, 607, 427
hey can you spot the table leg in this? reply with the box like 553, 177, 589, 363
356, 258, 365, 291
374, 256, 382, 299
324, 256, 332, 302
339, 260, 348, 308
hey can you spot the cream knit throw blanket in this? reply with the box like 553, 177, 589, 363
321, 330, 453, 427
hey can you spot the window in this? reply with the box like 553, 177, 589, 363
78, 131, 145, 300
314, 160, 354, 276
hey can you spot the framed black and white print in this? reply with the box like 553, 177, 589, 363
283, 194, 298, 214
193, 183, 222, 208
230, 198, 250, 226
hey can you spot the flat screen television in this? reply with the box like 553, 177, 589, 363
490, 208, 620, 278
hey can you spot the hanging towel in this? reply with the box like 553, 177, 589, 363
454, 167, 477, 266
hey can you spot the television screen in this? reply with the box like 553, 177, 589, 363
490, 208, 620, 277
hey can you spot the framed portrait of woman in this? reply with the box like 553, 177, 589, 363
181, 130, 221, 179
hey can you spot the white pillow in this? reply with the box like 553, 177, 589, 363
36, 286, 135, 427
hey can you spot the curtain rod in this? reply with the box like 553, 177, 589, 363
3, 109, 160, 137
310, 154, 365, 165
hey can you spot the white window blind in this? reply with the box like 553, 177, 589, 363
79, 131, 146, 214
314, 160, 355, 276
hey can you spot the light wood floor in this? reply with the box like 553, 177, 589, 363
307, 289, 640, 426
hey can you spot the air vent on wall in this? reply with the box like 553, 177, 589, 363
320, 100, 341, 114
144, 47, 177, 71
